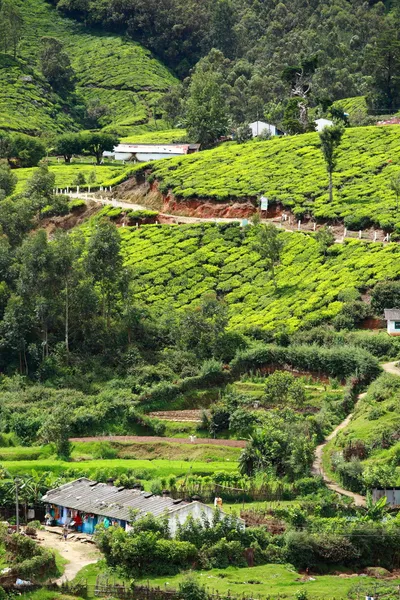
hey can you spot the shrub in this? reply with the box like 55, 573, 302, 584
371, 280, 400, 314
204, 539, 247, 568
231, 343, 380, 383
344, 214, 373, 230
178, 575, 209, 600
92, 442, 118, 459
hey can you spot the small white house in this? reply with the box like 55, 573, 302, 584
109, 144, 200, 163
248, 121, 280, 138
315, 118, 334, 132
384, 309, 400, 336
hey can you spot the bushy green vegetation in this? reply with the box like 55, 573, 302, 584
326, 373, 400, 490
147, 126, 400, 229
95, 505, 400, 579
49, 0, 393, 111
112, 222, 400, 332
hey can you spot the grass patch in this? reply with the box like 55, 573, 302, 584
0, 458, 238, 478
71, 441, 241, 462
137, 564, 400, 600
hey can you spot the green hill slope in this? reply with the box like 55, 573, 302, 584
0, 0, 177, 134
82, 217, 400, 333
0, 54, 78, 134
147, 125, 400, 230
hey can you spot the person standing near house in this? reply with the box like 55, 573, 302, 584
62, 527, 68, 542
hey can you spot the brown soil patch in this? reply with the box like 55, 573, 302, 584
37, 528, 100, 583
70, 435, 246, 448
149, 410, 207, 422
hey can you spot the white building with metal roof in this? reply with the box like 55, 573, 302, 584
41, 478, 240, 537
384, 309, 400, 336
109, 143, 200, 162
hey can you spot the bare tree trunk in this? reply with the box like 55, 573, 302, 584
329, 171, 333, 203
23, 343, 28, 376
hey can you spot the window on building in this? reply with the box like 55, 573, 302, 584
394, 321, 400, 330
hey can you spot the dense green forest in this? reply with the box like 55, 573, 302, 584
2, 0, 400, 139
47, 0, 400, 122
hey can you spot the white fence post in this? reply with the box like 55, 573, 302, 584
313, 222, 316, 231
374, 231, 377, 242
298, 220, 301, 230
359, 230, 362, 239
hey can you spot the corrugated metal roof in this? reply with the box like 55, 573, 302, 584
41, 478, 191, 522
384, 309, 400, 320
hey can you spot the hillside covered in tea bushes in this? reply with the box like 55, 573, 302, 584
0, 0, 177, 135
145, 125, 400, 230
80, 218, 400, 333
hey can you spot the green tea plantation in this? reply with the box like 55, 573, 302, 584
0, 0, 177, 134
83, 219, 400, 332
148, 125, 400, 229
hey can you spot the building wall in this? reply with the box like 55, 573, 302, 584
373, 489, 400, 506
115, 152, 134, 161
387, 320, 400, 336
167, 502, 245, 537
136, 152, 182, 162
249, 122, 276, 138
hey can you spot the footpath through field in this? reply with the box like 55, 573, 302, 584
38, 528, 100, 583
313, 360, 400, 506
312, 395, 367, 507
69, 435, 247, 448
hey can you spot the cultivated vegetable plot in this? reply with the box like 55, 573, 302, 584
115, 223, 400, 331
150, 126, 400, 229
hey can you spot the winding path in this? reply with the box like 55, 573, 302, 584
312, 393, 367, 507
38, 529, 100, 583
312, 360, 400, 506
381, 361, 400, 376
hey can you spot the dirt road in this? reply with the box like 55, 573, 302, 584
381, 361, 400, 376
312, 392, 367, 507
37, 529, 100, 583
70, 435, 247, 448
